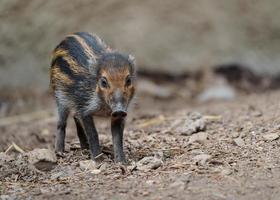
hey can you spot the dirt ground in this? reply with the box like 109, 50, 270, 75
1, 84, 280, 200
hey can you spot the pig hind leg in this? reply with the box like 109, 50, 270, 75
73, 115, 89, 149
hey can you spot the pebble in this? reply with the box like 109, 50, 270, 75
169, 180, 186, 190
146, 180, 156, 185
137, 156, 163, 171
263, 133, 279, 141
27, 148, 57, 171
231, 132, 240, 138
233, 137, 245, 147
197, 84, 236, 102
188, 132, 208, 144
181, 112, 206, 136
0, 195, 16, 200
220, 168, 232, 176
137, 79, 173, 99
90, 169, 101, 175
0, 152, 13, 163
50, 166, 74, 180
99, 162, 109, 171
79, 160, 98, 171
193, 154, 212, 165
252, 110, 262, 117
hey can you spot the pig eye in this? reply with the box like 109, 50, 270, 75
125, 76, 132, 87
100, 77, 109, 88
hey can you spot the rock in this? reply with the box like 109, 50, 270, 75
169, 180, 186, 190
27, 148, 57, 171
154, 151, 164, 159
50, 166, 74, 180
146, 180, 156, 185
197, 84, 236, 102
137, 156, 163, 171
231, 132, 240, 138
99, 162, 109, 171
188, 132, 208, 144
0, 195, 16, 200
193, 154, 212, 165
0, 152, 13, 163
263, 133, 279, 141
51, 171, 66, 180
79, 160, 98, 171
233, 137, 245, 147
137, 79, 173, 99
220, 168, 232, 176
252, 110, 262, 117
90, 169, 101, 175
180, 112, 206, 136
41, 129, 50, 136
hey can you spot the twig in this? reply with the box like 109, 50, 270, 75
94, 153, 104, 160
4, 144, 13, 154
12, 142, 25, 153
4, 142, 25, 154
137, 115, 165, 128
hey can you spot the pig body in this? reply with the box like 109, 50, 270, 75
50, 32, 136, 163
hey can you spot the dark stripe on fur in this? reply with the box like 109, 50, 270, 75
75, 32, 107, 56
56, 36, 89, 67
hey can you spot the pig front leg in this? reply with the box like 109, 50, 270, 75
111, 117, 126, 164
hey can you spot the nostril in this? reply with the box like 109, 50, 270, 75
121, 112, 127, 117
112, 112, 118, 118
112, 111, 127, 118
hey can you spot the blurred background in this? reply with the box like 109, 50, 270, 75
1, 0, 280, 117
3, 1, 280, 197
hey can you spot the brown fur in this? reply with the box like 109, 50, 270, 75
98, 67, 134, 106
50, 66, 74, 90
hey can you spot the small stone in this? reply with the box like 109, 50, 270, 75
0, 195, 16, 200
50, 171, 65, 180
154, 151, 164, 159
99, 162, 109, 171
138, 79, 173, 99
231, 132, 240, 138
169, 180, 186, 190
146, 180, 156, 185
180, 112, 206, 136
90, 169, 101, 175
27, 148, 57, 171
193, 154, 212, 165
51, 166, 74, 180
197, 84, 236, 102
263, 133, 279, 141
220, 168, 232, 176
0, 152, 13, 163
137, 156, 163, 171
41, 129, 50, 136
188, 132, 208, 144
252, 110, 262, 117
79, 160, 98, 171
233, 137, 245, 147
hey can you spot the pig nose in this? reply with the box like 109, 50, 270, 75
111, 110, 127, 118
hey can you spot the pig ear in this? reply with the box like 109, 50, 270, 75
87, 57, 98, 75
128, 54, 136, 67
